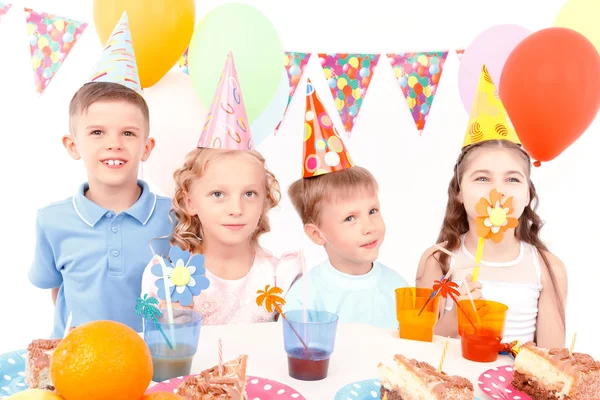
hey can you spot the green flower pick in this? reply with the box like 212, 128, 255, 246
136, 294, 173, 350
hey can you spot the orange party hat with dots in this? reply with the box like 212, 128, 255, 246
88, 11, 141, 94
463, 65, 521, 148
302, 79, 354, 178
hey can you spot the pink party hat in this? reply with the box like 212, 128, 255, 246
197, 52, 254, 150
88, 11, 141, 94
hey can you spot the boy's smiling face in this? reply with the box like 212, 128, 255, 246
64, 99, 154, 189
306, 189, 385, 272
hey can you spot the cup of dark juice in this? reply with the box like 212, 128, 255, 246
143, 308, 203, 382
282, 310, 339, 381
457, 299, 507, 363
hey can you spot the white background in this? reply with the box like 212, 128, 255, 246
0, 0, 598, 356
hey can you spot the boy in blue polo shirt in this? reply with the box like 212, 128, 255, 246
28, 13, 172, 338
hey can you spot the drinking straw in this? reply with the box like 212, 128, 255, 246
299, 249, 309, 343
472, 237, 485, 282
155, 253, 177, 348
63, 312, 72, 339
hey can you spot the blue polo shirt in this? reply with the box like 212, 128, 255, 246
29, 180, 173, 338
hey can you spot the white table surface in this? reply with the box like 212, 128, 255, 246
150, 321, 511, 399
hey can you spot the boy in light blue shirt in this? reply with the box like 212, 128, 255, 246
28, 15, 172, 338
282, 83, 408, 330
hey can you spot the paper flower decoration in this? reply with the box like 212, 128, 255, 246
152, 246, 210, 307
135, 294, 172, 349
475, 189, 519, 243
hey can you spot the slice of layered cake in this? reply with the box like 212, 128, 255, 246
512, 342, 600, 399
25, 339, 62, 390
378, 354, 474, 400
176, 355, 248, 400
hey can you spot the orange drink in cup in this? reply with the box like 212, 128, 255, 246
457, 299, 508, 362
395, 288, 440, 342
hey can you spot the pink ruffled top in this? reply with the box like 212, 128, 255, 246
142, 248, 302, 325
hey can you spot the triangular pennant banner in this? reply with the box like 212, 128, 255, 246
274, 51, 311, 133
178, 47, 189, 74
26, 8, 87, 94
388, 51, 448, 134
318, 53, 380, 134
456, 48, 465, 61
0, 2, 12, 22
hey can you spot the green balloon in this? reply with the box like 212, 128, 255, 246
188, 3, 283, 124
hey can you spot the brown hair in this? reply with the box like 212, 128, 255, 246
69, 82, 150, 133
170, 148, 281, 254
288, 166, 378, 225
432, 139, 565, 325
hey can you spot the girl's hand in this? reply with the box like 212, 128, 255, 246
158, 300, 193, 310
457, 274, 483, 303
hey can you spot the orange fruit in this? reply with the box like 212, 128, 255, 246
51, 320, 152, 400
140, 392, 185, 399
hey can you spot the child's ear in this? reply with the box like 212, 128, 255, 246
304, 223, 326, 246
141, 137, 156, 162
62, 134, 80, 160
184, 193, 197, 216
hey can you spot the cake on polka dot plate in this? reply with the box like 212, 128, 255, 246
175, 355, 247, 399
25, 339, 62, 390
378, 354, 474, 399
512, 342, 600, 399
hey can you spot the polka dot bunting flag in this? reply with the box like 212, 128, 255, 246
0, 2, 11, 22
275, 52, 312, 133
302, 78, 354, 178
88, 11, 141, 94
25, 7, 87, 95
197, 51, 254, 151
388, 51, 448, 135
318, 53, 380, 134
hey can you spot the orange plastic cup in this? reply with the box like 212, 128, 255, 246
395, 288, 440, 342
457, 299, 508, 362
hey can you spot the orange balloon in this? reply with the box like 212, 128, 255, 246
500, 27, 600, 163
93, 0, 195, 88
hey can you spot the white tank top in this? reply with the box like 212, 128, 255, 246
444, 236, 543, 344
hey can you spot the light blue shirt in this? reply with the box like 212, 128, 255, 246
283, 259, 409, 330
29, 180, 172, 338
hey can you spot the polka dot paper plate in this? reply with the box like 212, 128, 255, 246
146, 375, 305, 399
335, 379, 481, 400
0, 349, 28, 399
478, 365, 532, 400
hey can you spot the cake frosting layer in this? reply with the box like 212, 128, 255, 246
176, 355, 248, 400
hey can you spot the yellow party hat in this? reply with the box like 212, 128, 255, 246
462, 65, 521, 147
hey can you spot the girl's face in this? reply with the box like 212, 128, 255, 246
186, 153, 266, 249
459, 147, 531, 223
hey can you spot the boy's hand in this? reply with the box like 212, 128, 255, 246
457, 274, 483, 303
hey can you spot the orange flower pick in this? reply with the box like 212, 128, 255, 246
473, 189, 519, 281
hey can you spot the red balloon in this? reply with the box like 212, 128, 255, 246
414, 83, 423, 95
500, 27, 600, 164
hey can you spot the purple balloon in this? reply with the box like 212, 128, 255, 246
458, 24, 531, 113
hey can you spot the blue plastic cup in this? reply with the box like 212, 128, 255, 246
282, 310, 339, 381
143, 308, 203, 382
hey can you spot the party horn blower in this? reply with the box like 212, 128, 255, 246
472, 189, 519, 281
256, 285, 309, 351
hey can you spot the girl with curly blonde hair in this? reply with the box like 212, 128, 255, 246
143, 148, 302, 325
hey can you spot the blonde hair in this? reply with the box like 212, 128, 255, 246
287, 166, 378, 225
171, 148, 281, 253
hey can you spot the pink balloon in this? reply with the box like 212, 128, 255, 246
142, 70, 207, 197
458, 24, 531, 113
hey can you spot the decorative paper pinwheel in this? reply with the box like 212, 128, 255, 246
152, 246, 210, 307
136, 294, 173, 349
